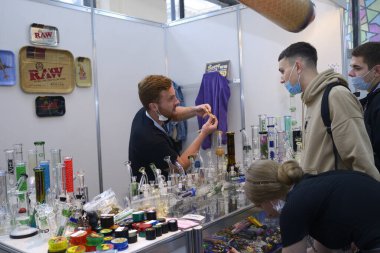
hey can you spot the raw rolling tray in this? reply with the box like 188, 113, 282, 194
19, 46, 75, 93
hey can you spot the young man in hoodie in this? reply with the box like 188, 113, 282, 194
278, 42, 380, 181
349, 42, 380, 172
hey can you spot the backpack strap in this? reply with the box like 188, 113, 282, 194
321, 82, 350, 170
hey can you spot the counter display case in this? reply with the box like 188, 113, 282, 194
0, 189, 278, 253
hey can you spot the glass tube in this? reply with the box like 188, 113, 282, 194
226, 132, 236, 173
267, 125, 277, 161
13, 144, 23, 163
259, 132, 268, 159
267, 116, 276, 127
57, 163, 66, 196
34, 166, 45, 204
284, 115, 293, 149
251, 125, 260, 160
15, 162, 27, 192
50, 149, 61, 198
34, 141, 45, 164
5, 149, 15, 188
277, 131, 286, 163
39, 161, 50, 193
63, 157, 73, 193
215, 131, 224, 157
258, 114, 267, 132
27, 149, 37, 177
0, 170, 8, 211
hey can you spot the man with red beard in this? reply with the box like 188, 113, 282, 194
129, 75, 218, 182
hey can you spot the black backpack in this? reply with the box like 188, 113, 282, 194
321, 82, 350, 170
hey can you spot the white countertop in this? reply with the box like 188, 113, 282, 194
0, 229, 184, 253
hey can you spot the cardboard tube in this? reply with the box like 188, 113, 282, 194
239, 0, 315, 33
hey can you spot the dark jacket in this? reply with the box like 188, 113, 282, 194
360, 86, 380, 172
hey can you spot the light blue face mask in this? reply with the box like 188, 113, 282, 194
350, 68, 374, 91
285, 63, 302, 95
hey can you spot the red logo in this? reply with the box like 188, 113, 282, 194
34, 31, 53, 39
29, 67, 63, 81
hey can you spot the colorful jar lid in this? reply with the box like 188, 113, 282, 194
145, 228, 156, 240
111, 237, 128, 251
103, 236, 115, 243
100, 214, 114, 228
48, 236, 69, 252
114, 226, 129, 238
96, 243, 114, 252
168, 219, 178, 232
100, 228, 113, 236
154, 224, 162, 237
146, 210, 157, 221
86, 232, 104, 246
132, 211, 145, 222
69, 230, 88, 245
66, 245, 86, 253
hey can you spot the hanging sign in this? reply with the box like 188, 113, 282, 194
205, 60, 230, 78
30, 23, 59, 46
19, 46, 75, 94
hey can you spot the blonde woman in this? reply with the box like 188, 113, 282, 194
239, 160, 380, 253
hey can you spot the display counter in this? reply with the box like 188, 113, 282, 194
0, 190, 267, 253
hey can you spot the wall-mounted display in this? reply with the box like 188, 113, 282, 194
0, 50, 16, 86
19, 46, 75, 93
30, 23, 59, 46
35, 96, 65, 117
205, 60, 230, 78
75, 57, 92, 87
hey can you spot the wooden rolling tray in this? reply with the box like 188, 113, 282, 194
19, 46, 75, 93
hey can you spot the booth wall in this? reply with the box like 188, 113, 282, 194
94, 14, 166, 200
0, 0, 100, 199
241, 0, 344, 131
165, 0, 343, 166
0, 0, 344, 202
166, 11, 244, 162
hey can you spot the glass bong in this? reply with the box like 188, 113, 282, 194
138, 167, 149, 198
163, 156, 185, 192
215, 130, 225, 181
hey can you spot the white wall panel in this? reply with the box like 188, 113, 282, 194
0, 0, 99, 199
94, 14, 166, 200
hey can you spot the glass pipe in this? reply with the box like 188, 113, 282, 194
226, 132, 237, 173
251, 125, 260, 160
240, 128, 251, 173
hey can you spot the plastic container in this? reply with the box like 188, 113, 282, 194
67, 245, 86, 253
48, 236, 68, 253
69, 230, 87, 246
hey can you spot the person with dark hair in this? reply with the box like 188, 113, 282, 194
129, 75, 218, 181
349, 42, 380, 172
238, 159, 380, 253
278, 42, 380, 180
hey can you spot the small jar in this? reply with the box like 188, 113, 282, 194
48, 236, 68, 253
67, 245, 86, 253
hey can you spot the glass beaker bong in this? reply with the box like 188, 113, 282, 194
215, 130, 225, 180
0, 170, 12, 236
164, 156, 185, 188
226, 131, 237, 174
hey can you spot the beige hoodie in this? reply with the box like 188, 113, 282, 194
301, 69, 380, 181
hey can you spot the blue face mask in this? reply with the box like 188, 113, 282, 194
350, 69, 374, 91
284, 63, 302, 95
